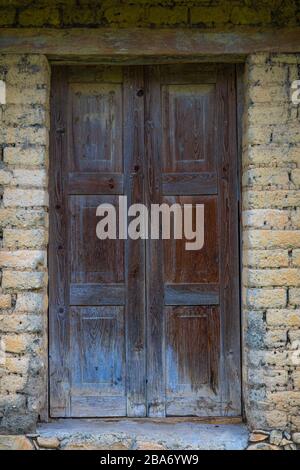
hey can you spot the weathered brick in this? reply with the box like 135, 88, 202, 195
0, 250, 46, 269
242, 210, 289, 229
244, 268, 300, 287
289, 288, 300, 306
0, 208, 47, 229
266, 391, 300, 410
246, 64, 288, 85
231, 7, 271, 25
0, 169, 12, 185
0, 393, 26, 409
0, 314, 43, 333
2, 105, 49, 127
190, 6, 230, 25
3, 334, 33, 354
247, 105, 288, 126
63, 6, 96, 25
1, 271, 47, 290
243, 190, 300, 209
244, 126, 273, 145
292, 249, 300, 266
3, 356, 29, 375
0, 7, 16, 26
272, 125, 300, 144
4, 189, 48, 208
243, 145, 300, 167
266, 309, 300, 327
243, 249, 289, 268
5, 86, 49, 106
0, 294, 12, 309
3, 146, 48, 167
292, 371, 300, 389
0, 374, 27, 393
248, 85, 288, 104
265, 410, 288, 429
291, 169, 300, 186
244, 230, 300, 249
3, 229, 48, 249
242, 168, 289, 187
147, 6, 187, 25
11, 169, 47, 188
264, 369, 289, 388
0, 126, 49, 146
18, 7, 60, 27
15, 292, 47, 313
265, 329, 288, 348
291, 208, 300, 229
243, 288, 287, 309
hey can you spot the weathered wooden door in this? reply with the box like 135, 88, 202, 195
49, 64, 241, 418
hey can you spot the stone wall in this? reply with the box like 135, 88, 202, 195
242, 53, 300, 432
0, 0, 299, 29
0, 54, 50, 432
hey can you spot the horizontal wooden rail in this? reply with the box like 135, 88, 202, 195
1, 28, 300, 63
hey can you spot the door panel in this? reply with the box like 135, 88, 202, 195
70, 306, 126, 416
70, 195, 124, 284
145, 64, 240, 417
69, 83, 123, 172
165, 306, 220, 416
49, 64, 241, 418
49, 65, 146, 417
163, 196, 218, 284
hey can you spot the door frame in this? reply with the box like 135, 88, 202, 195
45, 58, 244, 423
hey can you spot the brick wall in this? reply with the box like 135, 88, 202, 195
0, 0, 299, 29
0, 55, 49, 432
242, 53, 300, 432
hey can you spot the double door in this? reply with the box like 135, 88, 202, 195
49, 64, 241, 417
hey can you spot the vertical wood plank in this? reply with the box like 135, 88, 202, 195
144, 66, 165, 417
216, 64, 241, 416
123, 66, 146, 416
49, 67, 71, 417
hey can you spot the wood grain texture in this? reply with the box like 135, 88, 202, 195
144, 66, 165, 417
49, 66, 71, 417
216, 65, 241, 416
123, 66, 147, 417
1, 28, 300, 60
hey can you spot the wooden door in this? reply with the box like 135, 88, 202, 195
145, 65, 241, 417
49, 64, 241, 418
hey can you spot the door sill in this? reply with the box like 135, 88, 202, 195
37, 417, 247, 450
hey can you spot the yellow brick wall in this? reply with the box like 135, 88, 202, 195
242, 53, 300, 433
0, 1, 299, 29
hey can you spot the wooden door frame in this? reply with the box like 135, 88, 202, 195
45, 61, 244, 422
1, 27, 300, 60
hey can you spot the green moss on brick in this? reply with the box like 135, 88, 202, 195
231, 6, 272, 25
104, 6, 145, 27
18, 7, 60, 27
62, 6, 96, 26
0, 8, 16, 26
147, 6, 188, 26
190, 6, 231, 25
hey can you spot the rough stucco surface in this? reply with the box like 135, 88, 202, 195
0, 54, 50, 433
0, 0, 299, 29
242, 53, 300, 433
